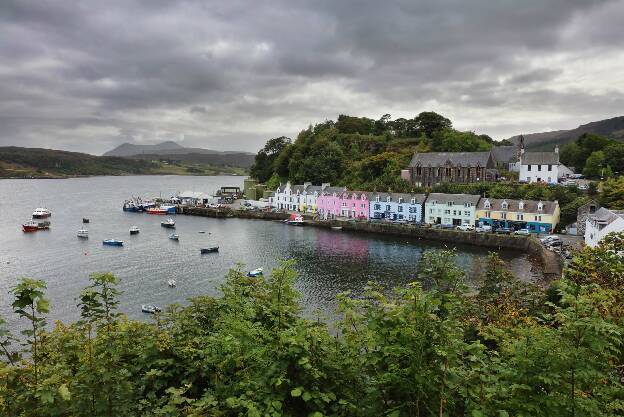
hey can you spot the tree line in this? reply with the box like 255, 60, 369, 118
1, 233, 623, 416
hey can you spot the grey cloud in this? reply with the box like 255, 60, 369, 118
0, 0, 623, 154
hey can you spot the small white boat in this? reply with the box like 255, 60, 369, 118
167, 279, 176, 287
129, 226, 140, 235
141, 304, 161, 314
161, 218, 176, 228
331, 226, 343, 231
77, 229, 89, 238
32, 208, 52, 219
169, 233, 179, 241
247, 268, 263, 277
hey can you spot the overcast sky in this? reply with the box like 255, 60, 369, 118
1, 0, 623, 155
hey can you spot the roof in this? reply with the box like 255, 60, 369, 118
321, 186, 347, 195
477, 198, 558, 215
369, 192, 427, 204
521, 151, 559, 165
178, 191, 206, 199
558, 164, 574, 177
588, 207, 624, 225
305, 185, 324, 193
490, 146, 519, 163
425, 193, 482, 205
409, 151, 492, 167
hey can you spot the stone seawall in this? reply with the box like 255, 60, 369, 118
181, 207, 563, 278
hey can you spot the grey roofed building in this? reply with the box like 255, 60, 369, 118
521, 151, 560, 165
425, 193, 482, 205
490, 145, 519, 165
368, 192, 427, 204
408, 151, 493, 167
588, 207, 624, 225
321, 186, 346, 195
477, 198, 558, 215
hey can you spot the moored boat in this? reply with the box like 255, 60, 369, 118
161, 218, 176, 228
77, 229, 89, 238
129, 226, 140, 235
331, 226, 343, 231
169, 233, 179, 241
141, 304, 161, 314
147, 207, 168, 215
82, 218, 90, 223
247, 268, 263, 277
32, 208, 51, 219
103, 239, 123, 246
286, 213, 305, 226
200, 247, 219, 254
167, 279, 176, 287
22, 220, 40, 232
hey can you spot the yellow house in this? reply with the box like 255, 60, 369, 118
475, 198, 560, 233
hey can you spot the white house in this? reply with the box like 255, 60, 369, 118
273, 182, 298, 211
273, 182, 330, 212
424, 193, 481, 226
519, 145, 560, 184
584, 207, 624, 247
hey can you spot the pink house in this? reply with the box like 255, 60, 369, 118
339, 191, 370, 219
316, 186, 346, 219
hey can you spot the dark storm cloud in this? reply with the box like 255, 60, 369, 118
0, 0, 623, 154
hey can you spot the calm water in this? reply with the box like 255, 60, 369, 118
0, 176, 542, 328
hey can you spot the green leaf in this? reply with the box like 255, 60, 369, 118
58, 384, 71, 401
302, 391, 312, 401
291, 387, 302, 397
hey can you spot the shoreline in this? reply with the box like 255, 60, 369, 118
181, 207, 564, 279
0, 173, 247, 180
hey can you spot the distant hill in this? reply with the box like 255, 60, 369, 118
104, 141, 256, 168
0, 147, 247, 178
508, 116, 624, 150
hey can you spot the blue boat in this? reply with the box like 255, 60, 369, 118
123, 201, 141, 212
103, 239, 123, 246
247, 268, 263, 277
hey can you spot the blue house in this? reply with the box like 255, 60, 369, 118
368, 192, 426, 222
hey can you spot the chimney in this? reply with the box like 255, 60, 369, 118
321, 183, 330, 190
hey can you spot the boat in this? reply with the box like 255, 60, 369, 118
22, 220, 40, 232
32, 208, 51, 219
198, 231, 206, 234
286, 213, 305, 226
160, 205, 177, 214
161, 218, 176, 228
331, 226, 343, 231
123, 201, 141, 212
82, 218, 90, 223
77, 229, 89, 238
123, 198, 156, 212
167, 279, 176, 287
200, 247, 219, 254
247, 268, 263, 277
129, 226, 140, 235
141, 304, 161, 314
103, 239, 123, 246
147, 207, 168, 215
169, 233, 179, 241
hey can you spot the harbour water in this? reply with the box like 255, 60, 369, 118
0, 176, 542, 328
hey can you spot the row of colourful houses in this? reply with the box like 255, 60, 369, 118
270, 182, 560, 233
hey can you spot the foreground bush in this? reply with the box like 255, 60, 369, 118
1, 235, 623, 417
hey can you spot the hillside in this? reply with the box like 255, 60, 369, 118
0, 147, 247, 178
508, 116, 624, 150
104, 141, 256, 167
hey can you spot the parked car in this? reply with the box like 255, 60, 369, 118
540, 235, 561, 244
495, 227, 511, 234
513, 228, 530, 235
440, 224, 454, 229
476, 225, 492, 233
547, 240, 563, 247
456, 224, 475, 231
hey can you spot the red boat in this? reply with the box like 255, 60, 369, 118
22, 220, 50, 232
146, 207, 167, 215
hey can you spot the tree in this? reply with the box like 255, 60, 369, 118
250, 136, 291, 182
414, 111, 452, 138
603, 142, 624, 174
599, 177, 624, 209
582, 151, 606, 178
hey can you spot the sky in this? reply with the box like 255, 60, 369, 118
1, 0, 623, 155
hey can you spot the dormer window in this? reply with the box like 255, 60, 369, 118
376, 195, 380, 202
386, 196, 391, 203
484, 199, 491, 209
537, 201, 543, 211
447, 201, 453, 207
501, 200, 508, 210
398, 198, 404, 204
464, 202, 471, 208
411, 198, 416, 204
518, 201, 524, 210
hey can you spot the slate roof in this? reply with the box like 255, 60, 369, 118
409, 152, 492, 167
521, 152, 559, 165
490, 146, 519, 163
589, 207, 624, 225
477, 198, 558, 215
369, 192, 427, 204
304, 185, 324, 193
321, 186, 347, 195
425, 193, 482, 205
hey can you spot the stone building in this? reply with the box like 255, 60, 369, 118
401, 152, 497, 187
576, 200, 600, 236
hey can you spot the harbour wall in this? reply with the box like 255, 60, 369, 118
181, 207, 563, 278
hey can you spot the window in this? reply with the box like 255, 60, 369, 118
518, 201, 524, 210
501, 212, 507, 219
409, 207, 417, 213
398, 206, 403, 212
548, 164, 552, 171
516, 214, 523, 220
501, 201, 508, 210
398, 198, 404, 204
453, 210, 457, 215
386, 205, 391, 211
398, 214, 404, 219
411, 198, 416, 204
386, 196, 391, 202
374, 204, 381, 210
447, 202, 453, 207
527, 165, 531, 171
485, 211, 491, 217
341, 202, 346, 207
444, 209, 451, 214
538, 165, 542, 171
537, 202, 543, 211
376, 196, 380, 202
464, 202, 472, 208
484, 200, 491, 209
464, 211, 470, 216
